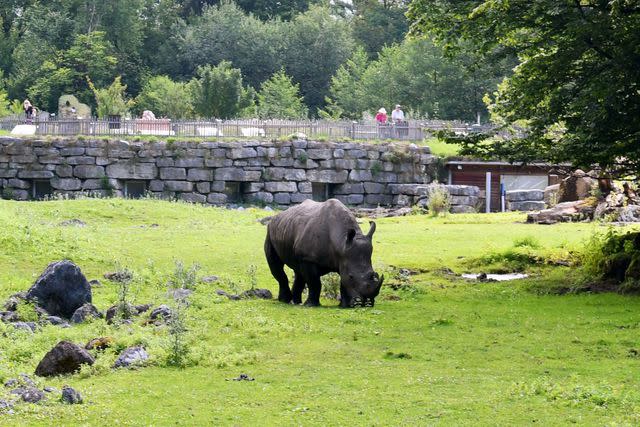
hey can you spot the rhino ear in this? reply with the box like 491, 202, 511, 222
366, 221, 376, 239
346, 228, 356, 245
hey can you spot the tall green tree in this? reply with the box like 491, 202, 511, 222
324, 47, 370, 119
256, 70, 308, 119
173, 1, 283, 87
178, 0, 317, 20
135, 75, 193, 119
189, 61, 254, 119
327, 39, 508, 121
352, 0, 409, 58
26, 31, 117, 112
281, 5, 355, 114
89, 76, 133, 118
408, 1, 640, 176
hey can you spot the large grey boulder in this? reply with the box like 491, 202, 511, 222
27, 261, 92, 319
35, 341, 95, 377
558, 170, 595, 202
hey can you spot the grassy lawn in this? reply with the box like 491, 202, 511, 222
423, 137, 462, 158
0, 199, 638, 425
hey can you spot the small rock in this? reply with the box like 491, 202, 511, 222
3, 296, 21, 311
169, 288, 193, 301
89, 279, 102, 287
105, 303, 135, 323
43, 386, 57, 393
70, 303, 102, 324
0, 399, 13, 411
201, 275, 219, 284
61, 386, 82, 404
35, 341, 95, 377
103, 270, 133, 283
19, 374, 36, 387
215, 289, 228, 296
59, 219, 86, 227
20, 387, 45, 403
45, 315, 66, 325
240, 289, 273, 300
4, 378, 18, 388
230, 373, 254, 381
113, 346, 149, 368
12, 322, 36, 333
85, 336, 114, 351
150, 305, 171, 320
135, 304, 152, 314
1, 311, 18, 322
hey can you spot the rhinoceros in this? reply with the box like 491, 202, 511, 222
264, 199, 383, 307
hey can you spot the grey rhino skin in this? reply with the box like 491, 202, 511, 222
264, 199, 383, 307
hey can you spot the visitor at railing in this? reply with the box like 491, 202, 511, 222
23, 99, 36, 124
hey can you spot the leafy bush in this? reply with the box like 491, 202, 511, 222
577, 229, 640, 293
89, 76, 134, 118
321, 273, 340, 300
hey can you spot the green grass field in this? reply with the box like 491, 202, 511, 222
0, 199, 638, 425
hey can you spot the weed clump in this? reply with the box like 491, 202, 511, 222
426, 185, 451, 217
576, 229, 640, 293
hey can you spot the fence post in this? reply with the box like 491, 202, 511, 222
351, 121, 357, 139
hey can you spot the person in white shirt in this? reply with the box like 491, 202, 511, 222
391, 104, 404, 123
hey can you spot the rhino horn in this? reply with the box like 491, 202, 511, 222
366, 221, 376, 239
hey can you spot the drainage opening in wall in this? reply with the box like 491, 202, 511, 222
311, 183, 336, 202
32, 180, 54, 200
224, 181, 246, 203
124, 181, 147, 199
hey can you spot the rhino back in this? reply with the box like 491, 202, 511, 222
268, 199, 360, 269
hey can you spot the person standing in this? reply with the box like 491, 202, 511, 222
391, 104, 404, 123
375, 107, 387, 124
391, 104, 406, 138
23, 99, 35, 123
375, 107, 389, 138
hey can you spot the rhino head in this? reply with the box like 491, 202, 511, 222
339, 221, 384, 308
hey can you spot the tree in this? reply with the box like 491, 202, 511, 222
352, 0, 409, 59
26, 32, 118, 112
324, 47, 370, 119
89, 76, 133, 118
281, 5, 355, 114
256, 70, 308, 119
408, 1, 640, 176
172, 1, 283, 87
326, 39, 508, 121
135, 75, 193, 119
0, 71, 12, 117
189, 61, 254, 119
178, 0, 317, 20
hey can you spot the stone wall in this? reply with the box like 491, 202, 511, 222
0, 137, 443, 208
506, 189, 545, 211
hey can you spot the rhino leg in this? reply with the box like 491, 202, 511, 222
264, 235, 292, 303
302, 268, 321, 307
291, 273, 306, 305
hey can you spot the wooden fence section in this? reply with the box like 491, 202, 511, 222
0, 117, 495, 141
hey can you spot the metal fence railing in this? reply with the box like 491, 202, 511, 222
0, 117, 496, 141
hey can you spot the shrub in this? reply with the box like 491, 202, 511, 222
426, 185, 451, 216
321, 273, 340, 300
513, 236, 541, 249
169, 261, 200, 290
